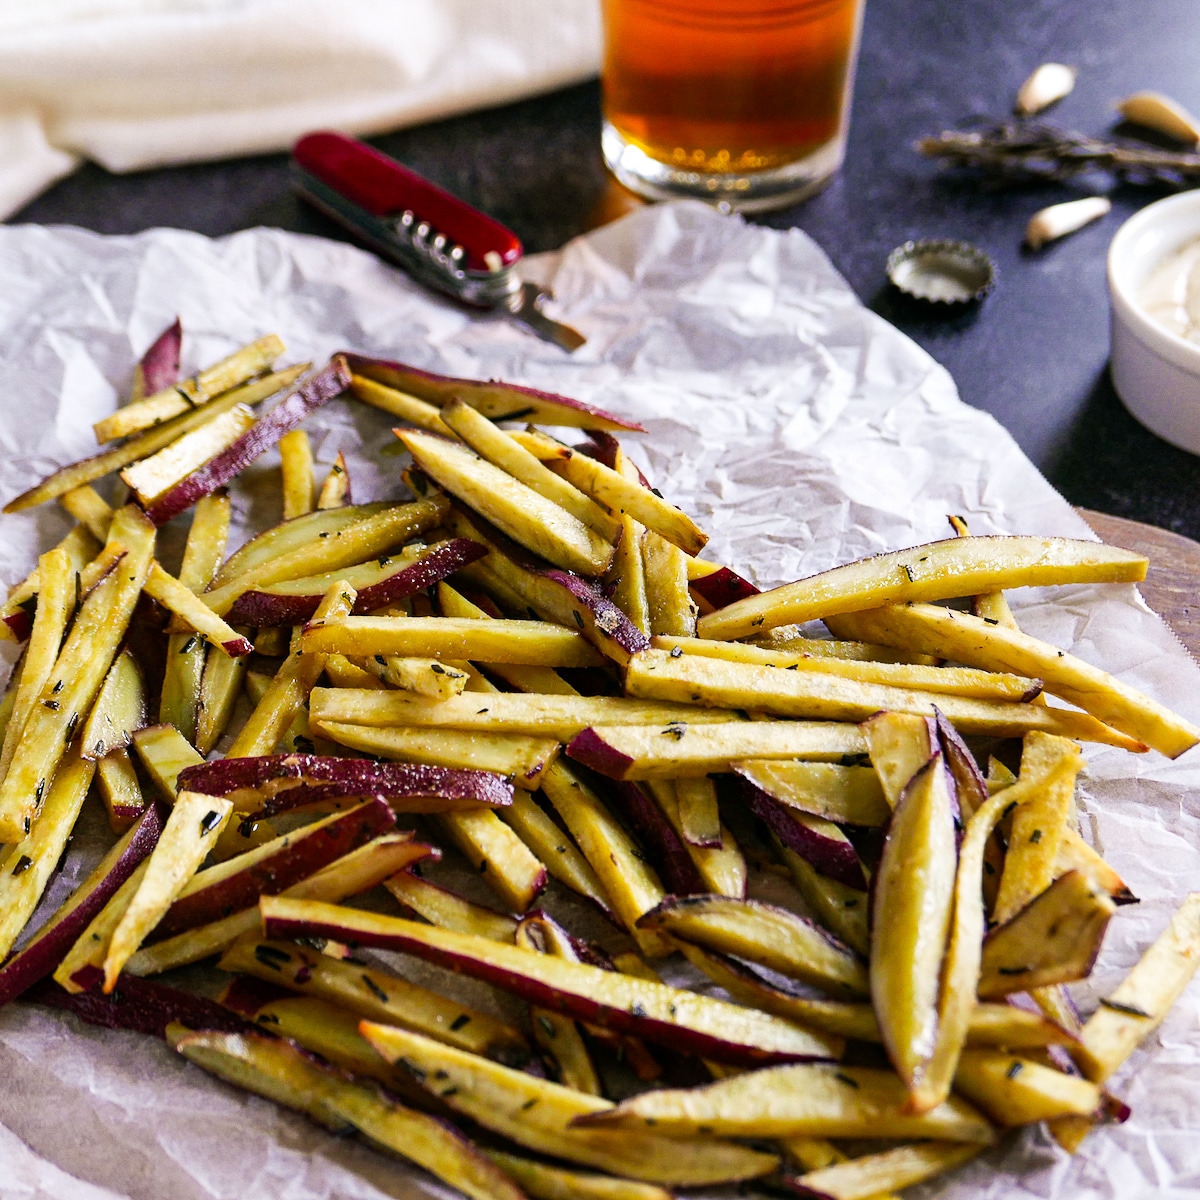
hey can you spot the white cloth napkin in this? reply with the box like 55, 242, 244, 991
0, 0, 602, 220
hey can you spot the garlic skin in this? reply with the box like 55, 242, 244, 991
1015, 64, 1077, 116
1025, 197, 1112, 250
1116, 92, 1200, 145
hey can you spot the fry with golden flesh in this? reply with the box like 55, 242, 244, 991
510, 428, 709, 555
102, 791, 233, 990
0, 506, 155, 843
397, 428, 615, 575
653, 634, 1041, 701
953, 1049, 1101, 1124
0, 545, 74, 777
303, 615, 606, 668
734, 760, 889, 825
172, 1029, 523, 1200
772, 837, 870, 955
93, 334, 284, 443
278, 428, 315, 519
309, 687, 739, 738
218, 935, 528, 1061
911, 785, 1020, 1114
992, 734, 1083, 924
0, 525, 98, 637
624, 649, 1142, 748
5, 367, 306, 515
787, 1142, 984, 1200
516, 918, 602, 1095
0, 749, 94, 957
498, 789, 612, 913
1075, 892, 1200, 1083
440, 398, 620, 539
261, 897, 841, 1065
126, 834, 431, 975
566, 720, 867, 780
698, 535, 1147, 641
870, 754, 958, 1098
202, 496, 448, 615
644, 778, 746, 896
315, 451, 351, 509
539, 760, 669, 958
826, 601, 1199, 759
435, 805, 549, 912
639, 895, 868, 997
359, 1023, 779, 1186
642, 532, 696, 636
979, 870, 1117, 997
485, 1150, 674, 1200
349, 373, 449, 433
119, 405, 256, 505
315, 720, 558, 789
160, 492, 231, 741
227, 582, 356, 758
575, 1062, 994, 1142
384, 871, 519, 941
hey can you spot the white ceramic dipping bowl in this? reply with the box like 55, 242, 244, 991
1108, 189, 1200, 454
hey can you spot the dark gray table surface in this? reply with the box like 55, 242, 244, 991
13, 1, 1200, 536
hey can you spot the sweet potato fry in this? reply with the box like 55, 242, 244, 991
653, 634, 1040, 700
0, 545, 75, 777
218, 934, 528, 1062
278, 428, 315, 519
173, 1029, 522, 1200
511, 428, 708, 555
576, 1062, 994, 1142
398, 428, 614, 575
94, 334, 284, 443
302, 614, 606, 668
384, 871, 519, 941
1075, 892, 1200, 1083
102, 790, 233, 990
315, 451, 351, 509
871, 754, 958, 1097
160, 492, 230, 741
567, 720, 866, 780
639, 895, 868, 997
441, 397, 620, 539
786, 1142, 983, 1200
309, 687, 738, 738
826, 601, 1199, 759
262, 897, 841, 1065
700, 535, 1148, 640
485, 1150, 674, 1200
0, 505, 155, 843
980, 871, 1116, 998
0, 749, 95, 957
435, 805, 549, 912
5, 366, 307, 516
359, 1022, 779, 1186
734, 760, 889, 825
624, 649, 1141, 748
992, 734, 1083, 924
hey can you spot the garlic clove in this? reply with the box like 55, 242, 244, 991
1116, 91, 1200, 145
1024, 197, 1112, 250
1015, 63, 1077, 116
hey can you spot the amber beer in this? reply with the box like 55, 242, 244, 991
601, 0, 865, 210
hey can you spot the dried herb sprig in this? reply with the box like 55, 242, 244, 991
917, 120, 1200, 190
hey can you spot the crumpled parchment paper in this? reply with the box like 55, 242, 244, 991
1, 202, 1198, 1200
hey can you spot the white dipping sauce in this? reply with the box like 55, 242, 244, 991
1138, 234, 1200, 343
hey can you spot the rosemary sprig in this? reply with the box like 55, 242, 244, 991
917, 120, 1200, 189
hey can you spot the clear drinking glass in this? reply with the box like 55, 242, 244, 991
600, 0, 867, 212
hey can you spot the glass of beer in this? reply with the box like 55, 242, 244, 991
600, 0, 867, 212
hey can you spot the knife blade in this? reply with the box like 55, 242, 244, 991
291, 132, 585, 352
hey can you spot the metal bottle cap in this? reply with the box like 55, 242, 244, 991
886, 239, 996, 306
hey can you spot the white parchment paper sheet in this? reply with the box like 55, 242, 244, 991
0, 202, 1198, 1199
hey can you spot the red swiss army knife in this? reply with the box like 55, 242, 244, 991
292, 131, 585, 352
